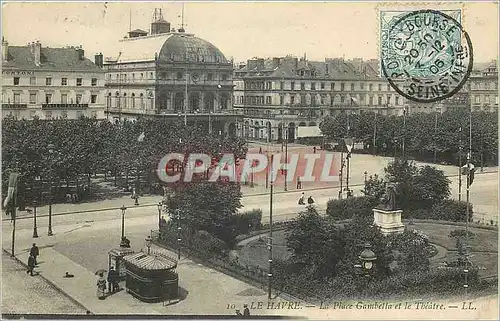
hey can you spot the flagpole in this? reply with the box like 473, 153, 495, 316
458, 127, 462, 202
464, 107, 472, 295
268, 153, 274, 299
373, 111, 377, 156
184, 47, 188, 126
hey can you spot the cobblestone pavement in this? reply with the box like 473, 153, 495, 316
1, 252, 87, 315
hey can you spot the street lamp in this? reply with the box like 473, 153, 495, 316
145, 235, 153, 255
355, 243, 377, 277
47, 143, 54, 236
208, 111, 213, 135
119, 205, 127, 246
157, 201, 163, 229
32, 200, 38, 238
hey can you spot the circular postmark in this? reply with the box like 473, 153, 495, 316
381, 9, 473, 103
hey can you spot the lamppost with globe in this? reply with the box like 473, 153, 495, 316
157, 201, 163, 229
32, 200, 38, 238
145, 235, 153, 255
354, 243, 377, 277
47, 143, 55, 236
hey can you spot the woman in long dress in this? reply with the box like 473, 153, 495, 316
96, 272, 107, 300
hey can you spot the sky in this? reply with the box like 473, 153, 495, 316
2, 1, 498, 64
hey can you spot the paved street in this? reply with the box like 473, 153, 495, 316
1, 252, 87, 315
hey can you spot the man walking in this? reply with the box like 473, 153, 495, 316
30, 243, 39, 265
27, 254, 35, 276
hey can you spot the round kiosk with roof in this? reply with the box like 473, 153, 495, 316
122, 250, 179, 303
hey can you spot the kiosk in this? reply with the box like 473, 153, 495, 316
122, 251, 179, 303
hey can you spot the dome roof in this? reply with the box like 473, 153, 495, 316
159, 34, 228, 63
106, 33, 228, 64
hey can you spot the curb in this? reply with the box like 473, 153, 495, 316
2, 249, 92, 314
3, 202, 158, 222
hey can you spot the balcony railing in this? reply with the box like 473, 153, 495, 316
107, 107, 242, 116
42, 103, 88, 109
2, 103, 27, 109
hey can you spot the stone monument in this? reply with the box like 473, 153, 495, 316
372, 182, 405, 236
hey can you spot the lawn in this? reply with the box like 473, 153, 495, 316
236, 222, 498, 278
408, 222, 498, 252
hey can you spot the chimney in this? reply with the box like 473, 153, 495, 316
76, 46, 84, 60
2, 37, 8, 62
94, 52, 103, 68
34, 41, 41, 66
272, 57, 280, 68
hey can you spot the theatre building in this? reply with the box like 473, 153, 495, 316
1, 38, 106, 120
103, 8, 240, 137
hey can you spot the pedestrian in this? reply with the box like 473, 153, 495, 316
96, 272, 107, 300
30, 243, 39, 265
298, 192, 305, 205
296, 177, 302, 189
27, 254, 35, 276
243, 304, 250, 316
307, 195, 315, 204
259, 147, 262, 154
107, 267, 119, 293
313, 146, 316, 154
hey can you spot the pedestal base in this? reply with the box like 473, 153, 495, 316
372, 208, 405, 236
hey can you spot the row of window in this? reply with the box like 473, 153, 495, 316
472, 95, 499, 104
8, 92, 98, 104
12, 76, 99, 87
469, 81, 497, 90
237, 94, 401, 106
246, 81, 391, 92
108, 72, 230, 82
5, 110, 98, 120
241, 108, 395, 119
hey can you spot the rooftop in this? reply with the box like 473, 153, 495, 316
122, 251, 177, 271
235, 56, 380, 80
3, 44, 102, 72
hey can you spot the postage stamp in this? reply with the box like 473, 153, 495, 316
380, 9, 473, 103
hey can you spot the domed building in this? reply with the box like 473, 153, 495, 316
102, 8, 239, 137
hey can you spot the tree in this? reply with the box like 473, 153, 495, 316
165, 181, 243, 246
386, 230, 430, 272
384, 159, 450, 211
361, 174, 386, 200
286, 206, 345, 278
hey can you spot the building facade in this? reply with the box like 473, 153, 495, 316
407, 60, 498, 114
233, 56, 407, 142
104, 9, 239, 136
468, 60, 498, 113
1, 39, 106, 120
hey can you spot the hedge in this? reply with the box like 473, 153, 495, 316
326, 196, 378, 220
229, 209, 263, 235
327, 196, 473, 223
409, 200, 473, 222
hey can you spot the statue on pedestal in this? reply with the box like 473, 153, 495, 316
377, 182, 399, 211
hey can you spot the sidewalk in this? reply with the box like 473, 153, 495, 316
1, 251, 87, 315
3, 230, 297, 316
